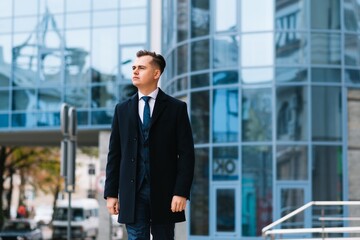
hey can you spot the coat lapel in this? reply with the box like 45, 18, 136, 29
128, 93, 139, 129
150, 89, 167, 127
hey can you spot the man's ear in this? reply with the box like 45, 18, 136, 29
154, 69, 161, 79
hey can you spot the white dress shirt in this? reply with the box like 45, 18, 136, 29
138, 88, 159, 123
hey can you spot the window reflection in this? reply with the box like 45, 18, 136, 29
345, 33, 360, 66
38, 88, 61, 111
213, 71, 238, 85
0, 19, 12, 33
242, 68, 273, 84
120, 9, 146, 25
120, 0, 146, 8
213, 146, 238, 180
345, 69, 360, 84
191, 0, 210, 37
215, 0, 236, 32
275, 32, 307, 65
94, 0, 118, 10
0, 0, 12, 18
275, 0, 307, 30
276, 86, 308, 141
12, 89, 35, 111
191, 91, 209, 144
14, 17, 37, 32
216, 189, 235, 232
276, 68, 307, 83
0, 114, 9, 128
242, 88, 272, 141
0, 91, 9, 110
344, 0, 360, 31
191, 73, 209, 88
213, 88, 238, 143
242, 33, 274, 67
311, 33, 341, 65
177, 44, 188, 75
14, 0, 37, 16
94, 11, 118, 27
91, 85, 116, 109
242, 145, 272, 236
242, 0, 274, 31
310, 0, 340, 29
191, 39, 209, 71
277, 145, 308, 180
65, 86, 89, 108
312, 86, 342, 141
311, 68, 341, 82
91, 110, 112, 125
213, 36, 238, 69
39, 0, 64, 14
66, 12, 90, 29
120, 26, 146, 44
66, 0, 90, 12
177, 0, 188, 42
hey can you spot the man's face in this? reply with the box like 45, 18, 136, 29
132, 55, 160, 91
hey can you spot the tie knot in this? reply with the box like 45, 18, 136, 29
142, 96, 151, 103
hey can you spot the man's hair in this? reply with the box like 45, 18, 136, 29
136, 50, 166, 74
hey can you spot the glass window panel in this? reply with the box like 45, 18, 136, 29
120, 8, 146, 25
66, 12, 90, 29
36, 112, 60, 127
277, 145, 308, 180
191, 91, 209, 144
12, 113, 36, 127
0, 91, 9, 110
191, 0, 210, 37
276, 86, 308, 141
190, 148, 209, 236
120, 46, 143, 81
279, 188, 305, 228
276, 67, 307, 83
242, 145, 272, 236
118, 84, 137, 102
92, 28, 118, 75
275, 0, 307, 30
213, 36, 238, 69
242, 88, 272, 141
213, 88, 238, 142
0, 35, 12, 67
91, 110, 113, 125
12, 89, 36, 111
310, 0, 340, 29
345, 33, 360, 66
312, 86, 342, 141
242, 33, 274, 67
66, 0, 90, 12
242, 68, 273, 84
177, 44, 188, 75
311, 33, 341, 65
191, 73, 209, 88
0, 0, 12, 18
14, 17, 38, 32
311, 68, 341, 83
120, 25, 146, 44
14, 0, 37, 16
40, 0, 64, 14
213, 147, 238, 180
213, 71, 238, 85
344, 0, 360, 31
65, 29, 90, 84
38, 88, 61, 111
93, 10, 118, 27
242, 0, 274, 31
77, 111, 89, 126
215, 0, 236, 32
345, 69, 360, 84
94, 0, 118, 10
0, 114, 9, 128
65, 86, 89, 108
216, 189, 235, 232
0, 73, 10, 87
191, 39, 209, 71
120, 0, 146, 8
177, 0, 188, 42
0, 19, 12, 33
276, 32, 307, 65
91, 85, 117, 109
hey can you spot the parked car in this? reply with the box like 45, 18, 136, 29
0, 219, 43, 240
34, 205, 53, 226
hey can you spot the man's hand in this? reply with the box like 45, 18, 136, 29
171, 195, 187, 212
106, 197, 119, 215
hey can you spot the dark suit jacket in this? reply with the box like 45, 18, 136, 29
104, 88, 195, 224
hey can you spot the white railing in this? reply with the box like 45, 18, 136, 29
262, 201, 360, 239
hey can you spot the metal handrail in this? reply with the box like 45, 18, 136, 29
262, 201, 360, 239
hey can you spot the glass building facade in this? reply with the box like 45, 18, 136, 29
162, 0, 360, 239
0, 0, 148, 130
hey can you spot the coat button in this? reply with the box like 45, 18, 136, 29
131, 158, 135, 162
130, 179, 134, 183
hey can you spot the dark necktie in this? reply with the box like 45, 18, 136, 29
142, 96, 151, 129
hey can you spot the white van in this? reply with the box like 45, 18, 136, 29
52, 198, 99, 240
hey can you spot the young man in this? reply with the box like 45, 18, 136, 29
104, 50, 195, 239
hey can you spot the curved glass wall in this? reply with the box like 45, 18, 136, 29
162, 0, 359, 238
0, 0, 148, 130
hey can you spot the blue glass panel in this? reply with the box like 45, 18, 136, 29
213, 71, 238, 85
213, 146, 238, 181
277, 145, 308, 180
91, 110, 112, 125
276, 68, 307, 83
213, 36, 238, 69
0, 114, 9, 128
275, 0, 307, 30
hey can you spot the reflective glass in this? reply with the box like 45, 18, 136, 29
215, 0, 236, 32
12, 113, 36, 127
118, 84, 137, 102
120, 26, 146, 44
39, 0, 64, 14
0, 0, 12, 18
91, 110, 113, 125
275, 32, 307, 65
213, 71, 238, 85
93, 11, 118, 27
191, 39, 209, 71
177, 44, 188, 75
310, 0, 340, 29
279, 188, 305, 228
275, 0, 307, 30
12, 89, 35, 111
77, 111, 89, 126
36, 112, 60, 127
216, 189, 235, 232
191, 91, 209, 143
175, 77, 188, 92
241, 68, 273, 84
0, 73, 10, 87
277, 145, 308, 180
311, 33, 341, 65
276, 68, 307, 83
242, 88, 272, 141
0, 35, 12, 67
190, 148, 209, 236
213, 36, 238, 69
92, 28, 118, 75
38, 88, 61, 111
345, 69, 360, 84
213, 88, 238, 143
14, 17, 37, 32
120, 46, 142, 81
65, 86, 89, 108
311, 68, 341, 82
242, 145, 272, 236
66, 12, 90, 29
14, 0, 37, 16
344, 0, 360, 31
94, 0, 118, 9
91, 85, 117, 109
120, 0, 146, 8
177, 0, 189, 42
0, 91, 9, 110
241, 33, 274, 67
312, 86, 342, 141
0, 19, 12, 33
213, 146, 238, 180
0, 114, 9, 128
191, 0, 210, 37
277, 86, 308, 141
120, 8, 146, 25
191, 73, 209, 88
345, 33, 360, 66
66, 0, 90, 12
242, 0, 274, 31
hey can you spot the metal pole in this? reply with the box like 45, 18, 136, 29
67, 191, 71, 240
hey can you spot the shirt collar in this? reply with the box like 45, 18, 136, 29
138, 88, 159, 101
